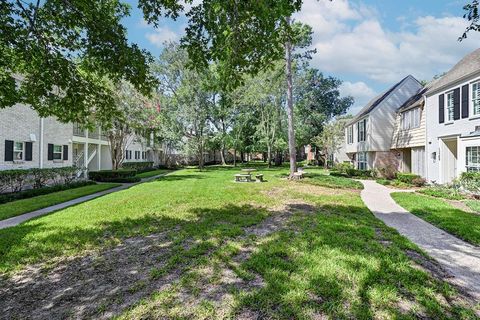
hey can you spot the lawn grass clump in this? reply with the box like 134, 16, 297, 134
302, 172, 363, 189
0, 183, 120, 221
418, 185, 465, 200
392, 192, 480, 245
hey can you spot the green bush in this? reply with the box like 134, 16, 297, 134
418, 186, 465, 200
376, 164, 397, 180
31, 168, 56, 189
0, 181, 96, 205
89, 170, 137, 182
0, 170, 29, 193
0, 167, 80, 193
411, 177, 426, 187
334, 162, 354, 174
122, 162, 154, 173
396, 173, 421, 184
376, 178, 391, 186
330, 170, 349, 178
459, 172, 480, 195
346, 168, 372, 178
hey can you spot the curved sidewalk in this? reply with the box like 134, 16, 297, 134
0, 173, 169, 230
360, 180, 480, 299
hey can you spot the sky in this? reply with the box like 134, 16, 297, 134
121, 0, 480, 115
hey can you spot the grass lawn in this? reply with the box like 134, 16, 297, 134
392, 192, 480, 246
0, 166, 477, 319
0, 183, 120, 221
135, 169, 171, 179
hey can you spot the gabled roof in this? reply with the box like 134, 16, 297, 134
428, 48, 480, 94
398, 87, 428, 112
348, 75, 419, 125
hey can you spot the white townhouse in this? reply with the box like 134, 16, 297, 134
345, 75, 423, 170
391, 87, 428, 177
425, 48, 480, 184
0, 103, 160, 173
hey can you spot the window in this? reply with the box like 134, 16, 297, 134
347, 126, 353, 144
14, 142, 24, 160
357, 152, 367, 170
402, 107, 421, 130
466, 146, 480, 172
446, 91, 454, 122
473, 82, 480, 116
358, 119, 367, 142
53, 145, 63, 160
135, 151, 140, 160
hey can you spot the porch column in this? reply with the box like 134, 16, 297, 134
97, 145, 102, 170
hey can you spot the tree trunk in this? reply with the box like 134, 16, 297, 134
267, 145, 272, 168
220, 145, 226, 165
241, 151, 244, 163
233, 149, 237, 167
285, 16, 297, 178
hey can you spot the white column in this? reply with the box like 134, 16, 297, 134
97, 144, 102, 171
39, 118, 44, 168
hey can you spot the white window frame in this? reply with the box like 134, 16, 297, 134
358, 119, 366, 142
347, 126, 353, 144
472, 81, 480, 117
14, 141, 24, 161
53, 145, 63, 160
402, 107, 421, 130
446, 91, 454, 122
466, 146, 480, 172
357, 152, 368, 170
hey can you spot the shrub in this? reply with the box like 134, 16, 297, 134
0, 181, 96, 205
376, 164, 397, 180
89, 170, 137, 182
0, 170, 29, 193
396, 173, 421, 184
56, 167, 77, 184
31, 168, 56, 189
411, 177, 426, 187
334, 162, 354, 174
376, 178, 391, 186
330, 170, 348, 178
122, 162, 154, 173
459, 172, 480, 195
418, 185, 465, 200
346, 168, 372, 178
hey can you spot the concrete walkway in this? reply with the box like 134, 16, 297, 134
360, 180, 480, 299
0, 173, 169, 230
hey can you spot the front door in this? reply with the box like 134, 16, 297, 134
441, 138, 458, 184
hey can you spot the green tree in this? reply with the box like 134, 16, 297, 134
1, 1, 156, 123
312, 116, 351, 168
461, 1, 479, 39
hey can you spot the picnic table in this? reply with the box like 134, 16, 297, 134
235, 168, 264, 183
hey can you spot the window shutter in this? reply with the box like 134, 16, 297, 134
63, 145, 68, 160
462, 84, 469, 118
357, 123, 360, 142
48, 144, 54, 160
453, 88, 461, 120
439, 94, 445, 123
25, 142, 33, 161
4, 140, 14, 161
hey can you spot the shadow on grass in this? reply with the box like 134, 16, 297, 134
0, 201, 476, 319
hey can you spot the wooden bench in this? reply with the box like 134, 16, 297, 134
255, 174, 264, 182
235, 174, 252, 182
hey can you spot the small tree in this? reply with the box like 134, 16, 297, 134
312, 118, 349, 168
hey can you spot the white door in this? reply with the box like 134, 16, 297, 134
411, 147, 425, 177
441, 139, 458, 184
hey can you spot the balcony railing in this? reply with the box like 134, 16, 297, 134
73, 123, 86, 137
88, 128, 100, 139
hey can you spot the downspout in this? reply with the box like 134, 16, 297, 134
39, 118, 44, 168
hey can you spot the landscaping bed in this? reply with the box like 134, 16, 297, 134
0, 166, 477, 319
135, 169, 170, 179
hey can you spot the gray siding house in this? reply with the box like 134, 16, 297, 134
345, 75, 423, 170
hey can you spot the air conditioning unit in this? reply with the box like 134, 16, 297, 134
29, 134, 37, 142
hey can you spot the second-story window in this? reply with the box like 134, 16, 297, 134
402, 107, 421, 130
446, 91, 454, 122
473, 82, 480, 116
347, 126, 353, 144
358, 119, 366, 142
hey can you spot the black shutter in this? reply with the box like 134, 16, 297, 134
4, 140, 13, 161
63, 145, 68, 160
48, 144, 54, 160
25, 142, 33, 161
439, 94, 445, 123
357, 123, 360, 142
462, 84, 469, 118
453, 88, 461, 120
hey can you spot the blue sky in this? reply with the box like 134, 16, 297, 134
121, 0, 480, 114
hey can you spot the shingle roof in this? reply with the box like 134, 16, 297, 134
398, 87, 427, 112
428, 48, 480, 94
348, 75, 418, 125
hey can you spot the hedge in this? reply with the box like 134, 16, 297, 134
396, 173, 421, 184
0, 181, 96, 205
0, 167, 78, 193
122, 162, 154, 173
89, 170, 139, 183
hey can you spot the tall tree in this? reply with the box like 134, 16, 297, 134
1, 1, 156, 123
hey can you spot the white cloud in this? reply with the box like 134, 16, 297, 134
339, 81, 377, 115
296, 0, 480, 84
146, 27, 179, 47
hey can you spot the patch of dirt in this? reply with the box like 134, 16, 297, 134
405, 249, 453, 280
0, 199, 318, 320
447, 200, 478, 214
374, 227, 392, 247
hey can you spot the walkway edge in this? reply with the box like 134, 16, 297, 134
0, 172, 171, 230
